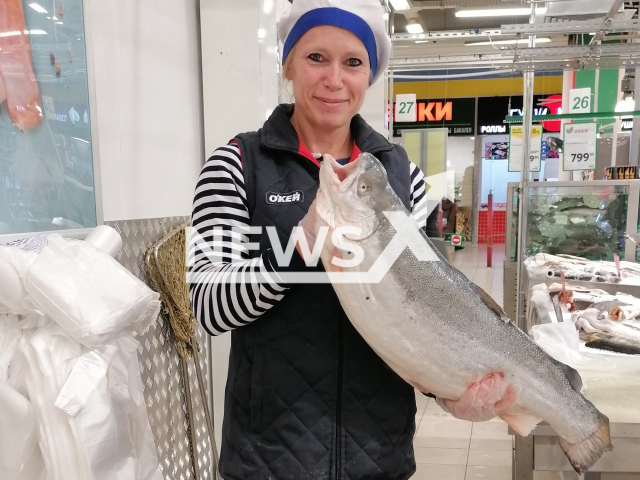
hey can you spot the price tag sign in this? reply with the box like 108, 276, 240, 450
395, 94, 417, 123
563, 123, 597, 171
569, 88, 592, 114
508, 125, 543, 172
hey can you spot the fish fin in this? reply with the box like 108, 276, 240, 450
499, 413, 542, 437
559, 362, 583, 393
559, 413, 613, 474
475, 284, 511, 323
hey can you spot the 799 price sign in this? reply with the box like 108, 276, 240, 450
569, 152, 594, 163
563, 123, 597, 171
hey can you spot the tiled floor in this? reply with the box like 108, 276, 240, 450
413, 245, 640, 480
413, 244, 511, 480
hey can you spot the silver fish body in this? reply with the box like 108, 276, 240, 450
313, 153, 612, 474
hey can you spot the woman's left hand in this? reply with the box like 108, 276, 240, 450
437, 372, 517, 422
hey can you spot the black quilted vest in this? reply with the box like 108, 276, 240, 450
220, 105, 417, 480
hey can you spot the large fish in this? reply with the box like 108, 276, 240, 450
309, 152, 612, 474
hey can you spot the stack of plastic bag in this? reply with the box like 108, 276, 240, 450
0, 233, 163, 480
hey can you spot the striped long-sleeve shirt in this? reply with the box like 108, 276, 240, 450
189, 143, 432, 336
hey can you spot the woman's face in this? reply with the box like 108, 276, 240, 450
286, 25, 371, 131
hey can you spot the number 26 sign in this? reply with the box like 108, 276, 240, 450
563, 123, 597, 171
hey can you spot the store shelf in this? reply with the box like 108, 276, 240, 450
503, 42, 640, 59
504, 111, 640, 124
501, 19, 640, 36
391, 29, 501, 43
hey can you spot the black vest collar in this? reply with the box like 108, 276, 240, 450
260, 104, 394, 157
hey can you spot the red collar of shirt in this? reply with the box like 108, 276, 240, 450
297, 136, 362, 168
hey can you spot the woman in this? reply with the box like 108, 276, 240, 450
190, 1, 514, 479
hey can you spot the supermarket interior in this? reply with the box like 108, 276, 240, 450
2, 1, 640, 480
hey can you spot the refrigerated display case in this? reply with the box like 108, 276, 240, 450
507, 180, 640, 263
506, 181, 640, 480
504, 180, 640, 321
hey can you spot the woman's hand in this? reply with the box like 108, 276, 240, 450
437, 372, 517, 422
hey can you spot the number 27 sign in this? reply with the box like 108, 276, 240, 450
563, 123, 597, 171
395, 94, 417, 123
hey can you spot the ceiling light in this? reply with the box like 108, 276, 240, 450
55, 21, 63, 24
28, 3, 48, 13
456, 7, 546, 18
466, 38, 551, 46
52, 16, 58, 20
27, 29, 47, 35
415, 40, 429, 44
389, 0, 411, 11
0, 31, 20, 37
406, 23, 424, 34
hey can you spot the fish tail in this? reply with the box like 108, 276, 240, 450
559, 413, 613, 474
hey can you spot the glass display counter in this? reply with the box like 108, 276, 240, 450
504, 180, 640, 322
505, 181, 640, 480
506, 181, 640, 264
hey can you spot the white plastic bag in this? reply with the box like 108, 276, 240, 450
530, 284, 557, 324
24, 235, 160, 348
0, 380, 45, 480
0, 314, 21, 381
531, 321, 640, 373
0, 246, 39, 315
54, 335, 163, 480
20, 323, 92, 480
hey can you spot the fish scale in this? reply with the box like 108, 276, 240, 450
313, 152, 613, 475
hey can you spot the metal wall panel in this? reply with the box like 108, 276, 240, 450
106, 217, 213, 480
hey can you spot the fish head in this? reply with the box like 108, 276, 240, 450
316, 153, 396, 239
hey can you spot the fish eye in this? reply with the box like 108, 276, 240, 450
358, 180, 371, 197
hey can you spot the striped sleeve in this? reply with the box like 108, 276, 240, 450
189, 144, 289, 336
409, 163, 429, 229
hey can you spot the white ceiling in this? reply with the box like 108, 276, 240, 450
391, 1, 640, 64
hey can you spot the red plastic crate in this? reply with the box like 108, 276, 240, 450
478, 211, 506, 244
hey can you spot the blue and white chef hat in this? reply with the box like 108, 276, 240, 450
278, 0, 391, 85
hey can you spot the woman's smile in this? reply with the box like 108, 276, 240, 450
315, 96, 348, 108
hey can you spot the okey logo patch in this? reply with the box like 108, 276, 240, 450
266, 190, 304, 205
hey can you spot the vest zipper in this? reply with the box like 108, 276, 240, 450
335, 316, 344, 480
